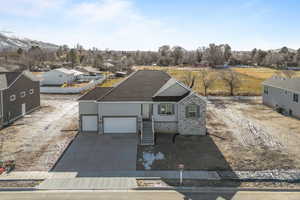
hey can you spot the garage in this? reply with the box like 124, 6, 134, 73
81, 115, 98, 132
103, 117, 137, 134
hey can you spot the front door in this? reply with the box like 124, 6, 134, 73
21, 103, 26, 116
142, 104, 152, 120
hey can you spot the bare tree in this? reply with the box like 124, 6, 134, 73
182, 71, 196, 88
198, 69, 216, 96
219, 69, 241, 96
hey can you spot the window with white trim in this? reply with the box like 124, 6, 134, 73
186, 104, 199, 118
20, 91, 26, 98
158, 104, 174, 115
29, 89, 34, 94
10, 94, 16, 102
264, 87, 268, 95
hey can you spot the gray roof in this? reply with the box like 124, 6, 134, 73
0, 72, 22, 90
98, 70, 172, 101
263, 76, 300, 93
78, 87, 112, 101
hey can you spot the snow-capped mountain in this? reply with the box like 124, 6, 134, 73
0, 33, 59, 51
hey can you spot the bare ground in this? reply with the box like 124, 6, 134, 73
207, 98, 300, 170
0, 95, 79, 171
138, 98, 300, 171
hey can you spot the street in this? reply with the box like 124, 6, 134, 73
0, 190, 300, 200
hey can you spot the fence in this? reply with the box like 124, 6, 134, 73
40, 77, 106, 94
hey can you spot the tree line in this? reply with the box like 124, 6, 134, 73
1, 44, 300, 72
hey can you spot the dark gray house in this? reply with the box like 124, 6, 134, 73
78, 70, 207, 145
0, 71, 40, 128
262, 76, 300, 119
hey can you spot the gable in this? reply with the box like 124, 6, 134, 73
155, 82, 190, 97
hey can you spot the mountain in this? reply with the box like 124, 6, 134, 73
0, 33, 59, 51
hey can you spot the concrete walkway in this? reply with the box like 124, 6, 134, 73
38, 178, 137, 190
0, 171, 219, 181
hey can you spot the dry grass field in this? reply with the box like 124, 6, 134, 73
134, 66, 300, 96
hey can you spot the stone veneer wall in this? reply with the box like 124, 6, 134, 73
154, 121, 178, 133
178, 93, 206, 135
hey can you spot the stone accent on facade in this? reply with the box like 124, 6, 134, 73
178, 93, 206, 135
154, 121, 178, 133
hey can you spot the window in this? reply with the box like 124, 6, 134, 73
264, 87, 268, 95
186, 104, 199, 118
293, 93, 299, 103
10, 95, 16, 102
158, 104, 174, 115
20, 91, 26, 98
29, 89, 34, 94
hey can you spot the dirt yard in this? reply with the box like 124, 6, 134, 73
207, 98, 300, 170
0, 94, 79, 171
137, 98, 300, 171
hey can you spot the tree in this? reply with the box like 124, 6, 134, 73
219, 69, 241, 96
68, 49, 79, 68
172, 46, 185, 65
198, 69, 216, 96
182, 71, 196, 88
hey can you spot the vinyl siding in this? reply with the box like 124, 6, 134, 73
263, 85, 300, 119
2, 75, 40, 123
79, 102, 98, 115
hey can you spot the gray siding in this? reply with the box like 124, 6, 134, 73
263, 85, 300, 119
152, 103, 177, 122
2, 75, 40, 124
0, 91, 3, 127
79, 102, 98, 115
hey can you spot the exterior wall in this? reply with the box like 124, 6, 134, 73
158, 83, 188, 96
98, 102, 142, 134
178, 93, 207, 135
263, 85, 300, 119
79, 102, 98, 115
42, 70, 75, 85
154, 121, 178, 133
152, 103, 177, 122
0, 90, 3, 127
2, 75, 40, 125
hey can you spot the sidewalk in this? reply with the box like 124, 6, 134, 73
1, 170, 300, 181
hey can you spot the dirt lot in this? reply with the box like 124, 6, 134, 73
0, 94, 79, 171
137, 98, 300, 171
208, 98, 300, 170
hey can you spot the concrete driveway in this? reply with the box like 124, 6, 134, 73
53, 133, 138, 173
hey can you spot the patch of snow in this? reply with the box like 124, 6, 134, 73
142, 152, 165, 170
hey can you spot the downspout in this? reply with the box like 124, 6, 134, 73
0, 90, 3, 126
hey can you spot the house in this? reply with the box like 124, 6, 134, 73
78, 70, 206, 145
41, 68, 77, 86
0, 71, 40, 128
262, 76, 300, 118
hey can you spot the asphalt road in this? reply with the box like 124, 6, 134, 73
1, 190, 300, 200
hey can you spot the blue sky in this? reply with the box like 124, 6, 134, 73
0, 0, 299, 50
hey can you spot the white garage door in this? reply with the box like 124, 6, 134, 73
103, 117, 137, 134
82, 115, 98, 132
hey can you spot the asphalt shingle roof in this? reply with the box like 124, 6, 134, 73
78, 87, 112, 101
98, 70, 172, 101
263, 77, 300, 93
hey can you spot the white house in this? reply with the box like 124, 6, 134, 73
262, 76, 300, 119
41, 68, 77, 86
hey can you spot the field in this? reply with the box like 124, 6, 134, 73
134, 66, 300, 96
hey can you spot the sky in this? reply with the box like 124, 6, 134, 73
0, 0, 300, 51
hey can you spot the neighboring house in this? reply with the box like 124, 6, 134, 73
78, 70, 206, 145
0, 71, 40, 128
262, 76, 300, 119
41, 68, 76, 86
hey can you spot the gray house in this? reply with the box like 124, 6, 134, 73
262, 76, 300, 119
78, 70, 207, 145
0, 71, 40, 128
